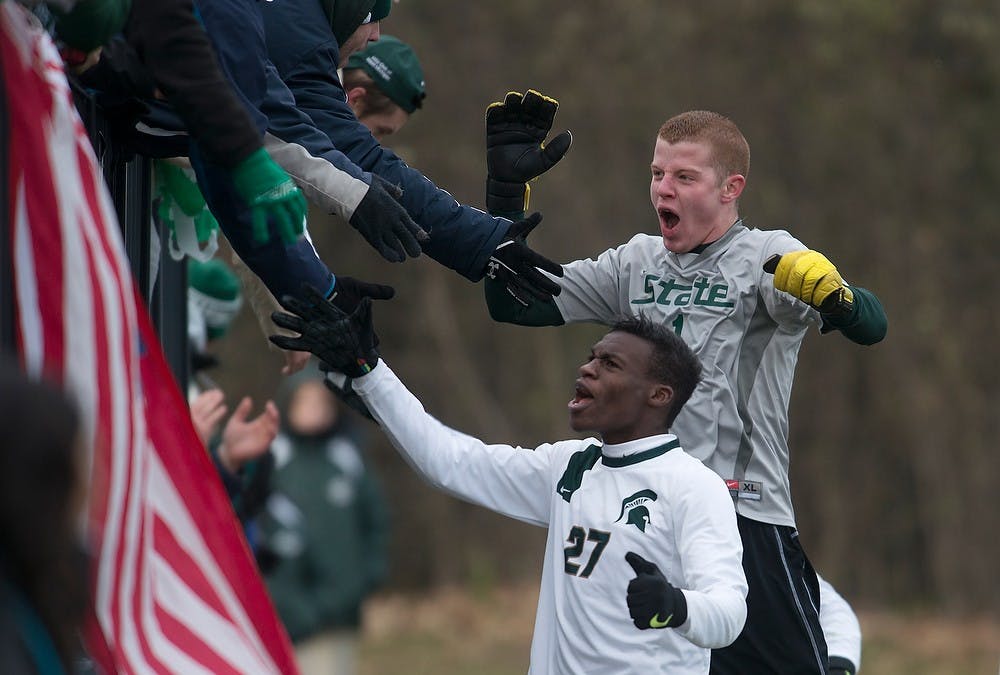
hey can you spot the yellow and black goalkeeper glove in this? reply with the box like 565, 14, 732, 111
485, 89, 572, 219
764, 250, 854, 316
625, 552, 688, 630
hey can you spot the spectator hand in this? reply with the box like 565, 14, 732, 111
485, 89, 572, 218
231, 148, 307, 247
218, 397, 279, 474
764, 250, 854, 316
349, 175, 429, 263
327, 275, 395, 314
189, 389, 227, 447
269, 287, 380, 378
485, 212, 563, 306
281, 350, 313, 376
625, 552, 688, 630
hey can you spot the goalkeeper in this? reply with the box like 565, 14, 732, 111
483, 108, 883, 674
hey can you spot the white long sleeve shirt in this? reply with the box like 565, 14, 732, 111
353, 363, 748, 674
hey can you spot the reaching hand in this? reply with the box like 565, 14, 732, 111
763, 250, 854, 315
485, 212, 563, 306
218, 397, 279, 474
270, 287, 380, 378
189, 388, 228, 447
326, 275, 396, 314
349, 175, 429, 262
231, 148, 307, 246
485, 89, 572, 218
625, 552, 688, 630
280, 349, 312, 376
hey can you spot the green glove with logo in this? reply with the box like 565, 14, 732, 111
231, 147, 307, 246
485, 89, 572, 219
625, 552, 688, 630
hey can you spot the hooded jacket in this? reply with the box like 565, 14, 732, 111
258, 373, 389, 641
260, 0, 509, 282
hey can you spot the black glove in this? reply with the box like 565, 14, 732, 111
269, 287, 380, 377
625, 552, 688, 630
828, 657, 857, 675
325, 275, 396, 314
350, 174, 429, 263
486, 89, 572, 218
320, 364, 375, 423
485, 212, 563, 306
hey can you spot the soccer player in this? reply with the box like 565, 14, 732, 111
483, 108, 886, 674
268, 294, 748, 674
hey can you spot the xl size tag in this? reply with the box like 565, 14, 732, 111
725, 479, 762, 501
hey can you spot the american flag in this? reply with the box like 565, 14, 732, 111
2, 6, 297, 673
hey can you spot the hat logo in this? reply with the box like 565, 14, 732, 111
364, 55, 393, 82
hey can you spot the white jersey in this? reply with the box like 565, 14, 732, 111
818, 575, 862, 671
353, 363, 747, 674
554, 222, 821, 526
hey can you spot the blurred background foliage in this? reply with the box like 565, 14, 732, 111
213, 0, 1000, 618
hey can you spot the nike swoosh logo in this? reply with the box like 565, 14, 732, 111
649, 613, 672, 628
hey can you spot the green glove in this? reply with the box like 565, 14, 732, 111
485, 89, 572, 219
155, 161, 219, 251
231, 148, 307, 246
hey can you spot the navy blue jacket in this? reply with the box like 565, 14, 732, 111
192, 0, 378, 299
260, 0, 509, 281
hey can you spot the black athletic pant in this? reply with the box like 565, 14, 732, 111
710, 514, 828, 674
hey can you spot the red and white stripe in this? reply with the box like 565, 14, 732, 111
2, 6, 297, 673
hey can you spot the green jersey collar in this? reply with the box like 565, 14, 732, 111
602, 438, 680, 467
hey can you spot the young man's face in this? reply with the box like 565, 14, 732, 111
568, 331, 670, 444
338, 21, 381, 67
649, 137, 743, 253
360, 107, 410, 141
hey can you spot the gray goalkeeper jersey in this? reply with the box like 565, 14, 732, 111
555, 222, 821, 527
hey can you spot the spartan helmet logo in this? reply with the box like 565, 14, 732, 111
616, 489, 658, 532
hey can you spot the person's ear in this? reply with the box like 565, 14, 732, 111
720, 174, 746, 203
649, 383, 674, 411
346, 86, 368, 115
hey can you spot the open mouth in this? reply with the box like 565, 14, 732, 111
568, 381, 594, 410
658, 208, 680, 230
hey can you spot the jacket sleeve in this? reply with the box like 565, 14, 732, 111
126, 0, 261, 168
261, 2, 507, 281
357, 467, 390, 591
821, 285, 887, 345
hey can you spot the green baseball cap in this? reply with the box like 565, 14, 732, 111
346, 35, 426, 114
371, 0, 391, 21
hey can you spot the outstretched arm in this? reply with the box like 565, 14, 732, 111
765, 251, 887, 345
268, 292, 556, 525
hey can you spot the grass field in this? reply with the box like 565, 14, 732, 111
359, 584, 999, 675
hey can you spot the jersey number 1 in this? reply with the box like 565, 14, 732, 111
671, 314, 684, 336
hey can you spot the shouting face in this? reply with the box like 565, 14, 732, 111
649, 137, 744, 254
568, 331, 672, 444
